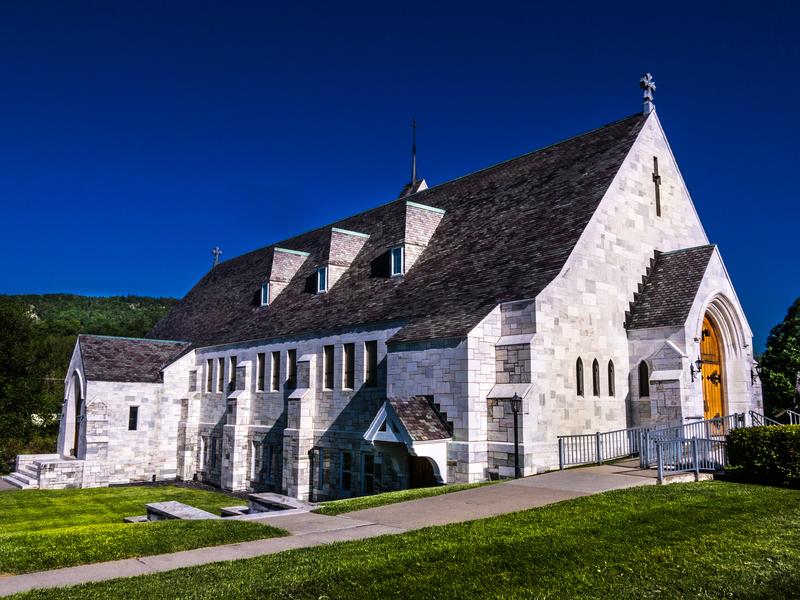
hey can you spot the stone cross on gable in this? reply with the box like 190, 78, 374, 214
212, 246, 223, 267
639, 72, 656, 114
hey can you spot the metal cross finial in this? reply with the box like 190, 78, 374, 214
211, 246, 222, 267
411, 116, 419, 185
639, 73, 656, 115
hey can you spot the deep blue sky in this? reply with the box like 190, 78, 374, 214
0, 1, 797, 350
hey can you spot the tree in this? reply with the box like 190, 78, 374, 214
760, 297, 800, 414
0, 299, 52, 472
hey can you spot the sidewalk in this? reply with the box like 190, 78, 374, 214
0, 462, 655, 596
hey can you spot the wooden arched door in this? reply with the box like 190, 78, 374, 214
701, 316, 725, 420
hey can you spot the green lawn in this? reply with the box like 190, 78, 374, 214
313, 480, 498, 515
12, 481, 800, 599
0, 485, 285, 575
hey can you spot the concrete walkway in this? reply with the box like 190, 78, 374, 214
0, 463, 655, 596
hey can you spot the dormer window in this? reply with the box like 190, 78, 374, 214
260, 283, 270, 306
316, 266, 328, 293
390, 246, 405, 277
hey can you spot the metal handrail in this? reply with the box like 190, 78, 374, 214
640, 413, 745, 468
749, 410, 782, 427
787, 410, 800, 425
655, 437, 727, 483
557, 422, 679, 469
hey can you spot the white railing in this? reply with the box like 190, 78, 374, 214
557, 423, 678, 469
655, 437, 727, 483
786, 409, 800, 425
749, 410, 782, 427
639, 413, 745, 468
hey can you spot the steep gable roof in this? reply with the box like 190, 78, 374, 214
79, 335, 191, 383
387, 397, 452, 442
149, 113, 648, 347
626, 245, 716, 330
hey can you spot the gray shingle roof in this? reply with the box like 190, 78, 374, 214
387, 396, 451, 442
148, 113, 647, 348
625, 245, 716, 330
79, 335, 191, 383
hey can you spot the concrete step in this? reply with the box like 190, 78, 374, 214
2, 474, 32, 489
9, 471, 36, 486
19, 466, 38, 480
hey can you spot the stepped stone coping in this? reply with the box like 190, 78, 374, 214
146, 501, 221, 521
248, 492, 315, 513
123, 515, 149, 523
220, 505, 250, 517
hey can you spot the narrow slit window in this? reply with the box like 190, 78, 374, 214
592, 359, 600, 397
390, 246, 405, 276
576, 358, 584, 397
217, 357, 225, 393
343, 343, 355, 389
365, 340, 378, 387
341, 451, 352, 492
256, 353, 265, 391
323, 345, 334, 389
271, 351, 280, 392
287, 349, 297, 389
652, 156, 662, 217
639, 361, 650, 397
128, 406, 139, 431
206, 359, 213, 392
608, 360, 615, 397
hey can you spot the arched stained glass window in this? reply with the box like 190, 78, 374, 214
576, 358, 584, 397
592, 359, 600, 397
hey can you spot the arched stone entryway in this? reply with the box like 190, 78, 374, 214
700, 314, 725, 420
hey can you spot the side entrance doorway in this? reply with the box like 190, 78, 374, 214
700, 315, 725, 420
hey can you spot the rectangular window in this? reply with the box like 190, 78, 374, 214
260, 283, 270, 306
341, 451, 352, 492
362, 453, 381, 494
323, 345, 334, 389
390, 246, 404, 276
217, 357, 224, 392
263, 443, 273, 482
343, 343, 355, 389
210, 437, 218, 468
287, 349, 297, 389
271, 351, 280, 391
317, 266, 328, 293
128, 406, 139, 431
318, 448, 331, 489
230, 356, 238, 390
206, 359, 213, 392
365, 340, 378, 387
256, 353, 265, 391
188, 370, 197, 392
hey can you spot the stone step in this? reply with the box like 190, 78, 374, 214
19, 466, 38, 480
2, 474, 32, 489
9, 471, 36, 486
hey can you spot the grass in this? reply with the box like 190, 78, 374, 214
312, 480, 498, 515
0, 485, 286, 575
12, 481, 800, 599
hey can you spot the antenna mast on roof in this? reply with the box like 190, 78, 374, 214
411, 116, 419, 185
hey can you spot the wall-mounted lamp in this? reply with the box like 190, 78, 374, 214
690, 358, 703, 382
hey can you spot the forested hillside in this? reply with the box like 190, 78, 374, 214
0, 294, 178, 473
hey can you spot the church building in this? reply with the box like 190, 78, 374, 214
6, 77, 763, 497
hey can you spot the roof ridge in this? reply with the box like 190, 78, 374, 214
79, 334, 189, 344
213, 113, 647, 267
